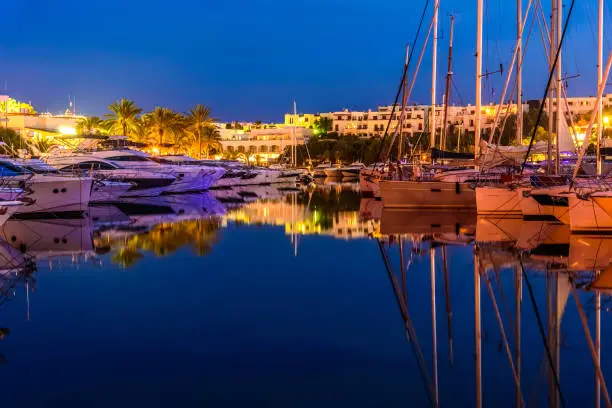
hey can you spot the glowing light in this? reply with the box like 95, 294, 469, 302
151, 147, 160, 154
58, 126, 76, 135
604, 116, 610, 125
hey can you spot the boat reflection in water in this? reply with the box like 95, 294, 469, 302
371, 199, 612, 407
3, 182, 612, 405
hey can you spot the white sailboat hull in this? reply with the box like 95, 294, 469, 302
475, 186, 524, 217
569, 193, 612, 233
521, 186, 572, 224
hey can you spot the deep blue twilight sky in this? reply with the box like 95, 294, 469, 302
1, 0, 611, 121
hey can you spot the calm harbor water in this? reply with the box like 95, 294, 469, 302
0, 182, 610, 407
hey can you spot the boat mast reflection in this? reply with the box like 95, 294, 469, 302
372, 202, 612, 407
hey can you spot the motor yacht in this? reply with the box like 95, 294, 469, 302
87, 150, 224, 193
45, 154, 178, 198
15, 158, 132, 203
0, 159, 92, 217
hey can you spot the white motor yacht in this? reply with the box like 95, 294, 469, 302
44, 155, 177, 198
0, 160, 92, 217
88, 150, 224, 193
17, 158, 133, 203
158, 155, 301, 187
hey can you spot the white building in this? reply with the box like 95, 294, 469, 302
218, 125, 312, 162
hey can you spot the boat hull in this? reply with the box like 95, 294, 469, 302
16, 175, 92, 216
521, 186, 572, 224
569, 193, 612, 233
379, 180, 476, 208
475, 186, 524, 217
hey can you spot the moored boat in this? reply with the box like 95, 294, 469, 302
379, 179, 476, 209
340, 162, 364, 178
569, 191, 612, 233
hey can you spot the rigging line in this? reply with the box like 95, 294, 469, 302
569, 281, 612, 408
450, 78, 465, 106
488, 0, 536, 144
484, 273, 526, 407
518, 258, 566, 408
533, 1, 550, 60
384, 6, 438, 160
493, 268, 518, 342
494, 83, 518, 146
375, 0, 431, 163
520, 0, 577, 174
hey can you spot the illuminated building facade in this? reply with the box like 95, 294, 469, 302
287, 103, 528, 137
218, 125, 311, 162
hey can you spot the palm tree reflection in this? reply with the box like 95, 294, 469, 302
100, 219, 221, 268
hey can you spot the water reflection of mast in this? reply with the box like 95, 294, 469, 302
377, 236, 438, 407
596, 269, 602, 408
442, 245, 453, 365
474, 248, 482, 408
571, 276, 612, 407
430, 245, 439, 404
515, 266, 522, 408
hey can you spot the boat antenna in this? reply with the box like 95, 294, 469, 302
520, 0, 576, 175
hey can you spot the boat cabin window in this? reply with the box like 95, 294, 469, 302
62, 161, 118, 171
0, 161, 30, 176
107, 155, 151, 162
150, 157, 171, 164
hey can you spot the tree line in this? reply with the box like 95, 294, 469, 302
76, 99, 222, 158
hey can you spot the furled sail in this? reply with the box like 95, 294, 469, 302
478, 140, 548, 169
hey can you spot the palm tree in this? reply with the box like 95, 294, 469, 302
31, 137, 56, 154
199, 125, 223, 158
185, 104, 216, 159
104, 99, 143, 137
76, 116, 105, 135
143, 107, 185, 145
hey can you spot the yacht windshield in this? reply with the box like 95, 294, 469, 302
0, 161, 31, 176
107, 155, 151, 162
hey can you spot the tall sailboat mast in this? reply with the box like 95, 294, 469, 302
441, 15, 455, 151
399, 44, 410, 160
547, 2, 556, 174
475, 0, 483, 160
516, 0, 523, 145
597, 0, 604, 176
292, 100, 297, 167
555, 0, 562, 175
430, 0, 440, 149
